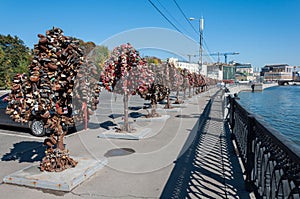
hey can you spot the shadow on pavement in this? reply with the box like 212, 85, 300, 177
160, 91, 250, 199
1, 141, 45, 163
104, 148, 135, 158
108, 113, 123, 119
129, 111, 145, 118
72, 122, 101, 132
99, 121, 117, 130
175, 113, 200, 119
128, 106, 143, 111
0, 125, 31, 134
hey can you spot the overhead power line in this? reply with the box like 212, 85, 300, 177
172, 0, 212, 58
147, 0, 213, 61
155, 0, 192, 35
172, 0, 199, 37
147, 0, 183, 34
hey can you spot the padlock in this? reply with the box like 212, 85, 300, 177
34, 104, 38, 111
41, 111, 50, 118
63, 107, 68, 114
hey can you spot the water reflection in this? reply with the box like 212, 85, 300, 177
238, 86, 300, 144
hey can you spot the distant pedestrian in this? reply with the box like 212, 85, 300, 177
251, 83, 255, 92
234, 93, 240, 99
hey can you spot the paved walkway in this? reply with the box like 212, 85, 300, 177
0, 88, 254, 199
161, 90, 252, 199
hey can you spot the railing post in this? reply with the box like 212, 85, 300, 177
229, 96, 235, 130
245, 115, 256, 192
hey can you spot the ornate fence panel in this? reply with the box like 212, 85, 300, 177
227, 95, 300, 198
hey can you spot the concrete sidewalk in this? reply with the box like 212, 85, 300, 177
0, 88, 252, 198
160, 90, 252, 198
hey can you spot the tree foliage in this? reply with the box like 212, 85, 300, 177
145, 56, 161, 65
0, 48, 4, 62
88, 45, 110, 70
0, 34, 32, 88
73, 39, 110, 70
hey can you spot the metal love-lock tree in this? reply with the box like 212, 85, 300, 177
186, 69, 194, 98
161, 61, 183, 109
199, 74, 207, 92
191, 72, 202, 95
100, 43, 154, 132
170, 65, 184, 105
178, 68, 190, 100
6, 27, 89, 172
72, 60, 100, 129
138, 63, 169, 117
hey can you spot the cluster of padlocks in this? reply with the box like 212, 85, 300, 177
6, 28, 84, 125
99, 43, 154, 95
72, 60, 100, 123
5, 27, 101, 171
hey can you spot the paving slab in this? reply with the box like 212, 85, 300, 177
3, 157, 107, 192
134, 114, 170, 122
160, 107, 182, 112
145, 107, 182, 113
97, 127, 151, 140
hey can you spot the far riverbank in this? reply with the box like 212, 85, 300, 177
226, 82, 278, 95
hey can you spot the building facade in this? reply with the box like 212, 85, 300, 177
201, 64, 236, 82
261, 64, 294, 81
234, 63, 254, 82
168, 57, 200, 74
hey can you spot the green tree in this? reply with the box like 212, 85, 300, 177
0, 34, 31, 87
74, 38, 109, 69
0, 48, 5, 87
145, 56, 161, 65
88, 45, 110, 69
14, 54, 32, 74
0, 48, 4, 61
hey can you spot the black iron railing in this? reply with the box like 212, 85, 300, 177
227, 95, 300, 198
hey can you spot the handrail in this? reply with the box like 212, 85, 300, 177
226, 95, 300, 198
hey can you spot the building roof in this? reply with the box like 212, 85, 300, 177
263, 64, 289, 68
234, 62, 252, 68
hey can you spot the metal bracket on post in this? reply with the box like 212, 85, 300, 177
245, 114, 256, 192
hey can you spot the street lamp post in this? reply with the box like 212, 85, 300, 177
190, 17, 204, 74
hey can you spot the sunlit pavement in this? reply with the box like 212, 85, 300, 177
0, 87, 253, 199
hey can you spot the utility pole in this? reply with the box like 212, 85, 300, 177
199, 17, 204, 74
190, 17, 204, 74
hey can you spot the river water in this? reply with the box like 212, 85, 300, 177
237, 85, 300, 145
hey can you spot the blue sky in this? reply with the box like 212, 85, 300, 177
0, 0, 299, 68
